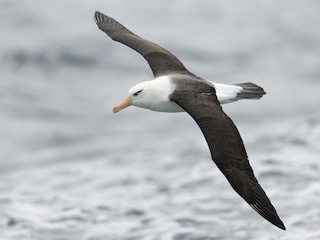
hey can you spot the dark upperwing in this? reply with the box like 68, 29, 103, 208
94, 11, 196, 78
170, 79, 285, 230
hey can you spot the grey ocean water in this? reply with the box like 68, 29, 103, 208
1, 0, 319, 239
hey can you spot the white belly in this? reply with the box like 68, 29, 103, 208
147, 100, 185, 113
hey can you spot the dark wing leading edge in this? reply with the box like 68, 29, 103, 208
170, 83, 285, 230
94, 11, 195, 78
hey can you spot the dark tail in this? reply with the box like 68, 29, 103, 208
234, 82, 266, 100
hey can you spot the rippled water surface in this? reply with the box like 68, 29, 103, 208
1, 1, 320, 239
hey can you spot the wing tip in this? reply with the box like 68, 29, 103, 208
94, 11, 106, 24
93, 11, 130, 35
250, 203, 286, 230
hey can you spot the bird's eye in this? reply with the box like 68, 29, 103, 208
133, 89, 143, 97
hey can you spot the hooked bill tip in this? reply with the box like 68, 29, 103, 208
112, 106, 120, 113
112, 96, 132, 113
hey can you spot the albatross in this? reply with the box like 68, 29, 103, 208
94, 11, 285, 230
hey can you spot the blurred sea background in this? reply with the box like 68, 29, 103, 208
1, 0, 319, 239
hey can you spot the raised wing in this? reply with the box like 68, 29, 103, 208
170, 83, 285, 230
94, 11, 194, 78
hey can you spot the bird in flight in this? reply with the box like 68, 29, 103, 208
94, 11, 285, 230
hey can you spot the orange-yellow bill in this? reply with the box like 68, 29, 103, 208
113, 96, 132, 113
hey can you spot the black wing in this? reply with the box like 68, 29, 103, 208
94, 11, 195, 78
170, 84, 285, 230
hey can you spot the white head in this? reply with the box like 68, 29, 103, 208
113, 77, 177, 113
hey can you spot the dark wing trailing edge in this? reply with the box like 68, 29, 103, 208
94, 11, 194, 78
170, 84, 285, 230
